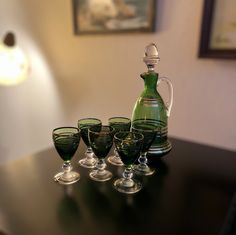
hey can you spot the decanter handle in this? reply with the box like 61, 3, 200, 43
157, 76, 173, 117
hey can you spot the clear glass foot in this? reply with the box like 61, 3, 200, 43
79, 147, 97, 168
114, 178, 142, 194
107, 155, 123, 166
89, 170, 113, 182
133, 164, 155, 176
114, 167, 142, 194
89, 159, 112, 182
107, 148, 124, 166
54, 171, 80, 185
54, 162, 80, 185
134, 152, 155, 176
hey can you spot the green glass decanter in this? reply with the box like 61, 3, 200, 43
131, 43, 173, 159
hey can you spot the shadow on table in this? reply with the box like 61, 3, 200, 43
57, 186, 81, 228
0, 231, 8, 235
81, 159, 169, 234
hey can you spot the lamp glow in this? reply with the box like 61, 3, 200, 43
0, 32, 29, 86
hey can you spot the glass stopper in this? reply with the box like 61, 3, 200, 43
143, 43, 160, 71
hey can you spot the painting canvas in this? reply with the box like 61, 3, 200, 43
199, 0, 236, 59
72, 0, 156, 34
210, 0, 236, 49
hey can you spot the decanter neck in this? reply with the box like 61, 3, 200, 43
141, 72, 158, 91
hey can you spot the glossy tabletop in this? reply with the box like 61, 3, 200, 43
0, 138, 236, 235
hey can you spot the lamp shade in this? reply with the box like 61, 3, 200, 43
0, 32, 29, 86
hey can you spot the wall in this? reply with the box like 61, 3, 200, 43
0, 0, 236, 164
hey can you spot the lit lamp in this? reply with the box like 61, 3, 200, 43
0, 32, 29, 86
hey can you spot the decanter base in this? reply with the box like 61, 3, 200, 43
148, 139, 172, 157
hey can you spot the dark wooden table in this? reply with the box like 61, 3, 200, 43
0, 138, 236, 235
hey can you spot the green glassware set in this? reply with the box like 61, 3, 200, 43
52, 43, 173, 194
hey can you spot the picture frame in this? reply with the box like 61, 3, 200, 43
199, 0, 236, 59
72, 0, 156, 35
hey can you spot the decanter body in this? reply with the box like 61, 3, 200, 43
131, 43, 173, 159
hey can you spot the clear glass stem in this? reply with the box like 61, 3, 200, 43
113, 148, 121, 160
138, 152, 148, 168
122, 166, 134, 187
85, 146, 94, 159
96, 159, 106, 176
62, 161, 72, 179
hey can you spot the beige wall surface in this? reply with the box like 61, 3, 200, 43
0, 0, 236, 163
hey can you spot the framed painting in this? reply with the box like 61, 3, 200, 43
199, 0, 236, 59
72, 0, 156, 34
